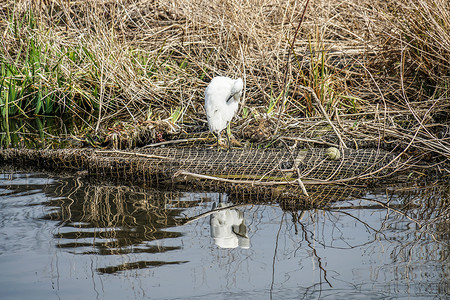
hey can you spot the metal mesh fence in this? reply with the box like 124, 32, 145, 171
0, 147, 403, 203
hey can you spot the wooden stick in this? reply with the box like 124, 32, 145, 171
142, 137, 208, 148
173, 170, 363, 186
95, 150, 174, 160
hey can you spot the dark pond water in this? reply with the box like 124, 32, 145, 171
0, 172, 448, 299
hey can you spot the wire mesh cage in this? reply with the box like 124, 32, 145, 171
0, 146, 405, 205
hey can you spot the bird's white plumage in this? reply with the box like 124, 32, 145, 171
205, 76, 243, 134
210, 202, 250, 249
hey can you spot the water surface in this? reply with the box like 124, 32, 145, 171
0, 172, 448, 299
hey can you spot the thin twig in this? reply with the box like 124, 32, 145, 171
95, 149, 174, 160
181, 203, 252, 225
142, 137, 208, 148
173, 170, 367, 186
274, 0, 311, 136
270, 212, 285, 299
299, 221, 332, 288
281, 138, 309, 197
299, 85, 348, 149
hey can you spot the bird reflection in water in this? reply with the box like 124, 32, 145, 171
210, 201, 250, 249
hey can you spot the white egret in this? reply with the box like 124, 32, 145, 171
204, 76, 243, 148
210, 202, 250, 249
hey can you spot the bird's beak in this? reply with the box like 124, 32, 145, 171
232, 92, 242, 102
226, 92, 240, 103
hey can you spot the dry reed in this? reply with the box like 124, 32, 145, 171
0, 0, 448, 164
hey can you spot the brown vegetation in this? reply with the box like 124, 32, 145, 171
0, 0, 449, 164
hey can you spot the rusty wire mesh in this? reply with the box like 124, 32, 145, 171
0, 146, 406, 205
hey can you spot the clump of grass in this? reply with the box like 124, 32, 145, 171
287, 38, 364, 118
0, 11, 99, 121
0, 3, 205, 134
0, 116, 78, 148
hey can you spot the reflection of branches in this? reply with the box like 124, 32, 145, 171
281, 181, 448, 297
295, 209, 381, 251
329, 210, 381, 236
363, 197, 423, 226
290, 180, 449, 251
299, 220, 333, 288
270, 212, 285, 300
361, 194, 448, 244
179, 203, 254, 226
42, 179, 205, 260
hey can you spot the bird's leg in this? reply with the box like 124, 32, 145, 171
216, 131, 221, 150
214, 131, 226, 149
226, 123, 232, 149
226, 123, 241, 147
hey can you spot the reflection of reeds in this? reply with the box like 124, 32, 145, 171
97, 260, 188, 275
42, 178, 206, 261
40, 178, 211, 273
285, 181, 449, 252
392, 183, 450, 242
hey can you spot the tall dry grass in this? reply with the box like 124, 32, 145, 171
0, 0, 448, 156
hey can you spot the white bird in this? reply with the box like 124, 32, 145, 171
205, 76, 243, 147
210, 202, 250, 249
